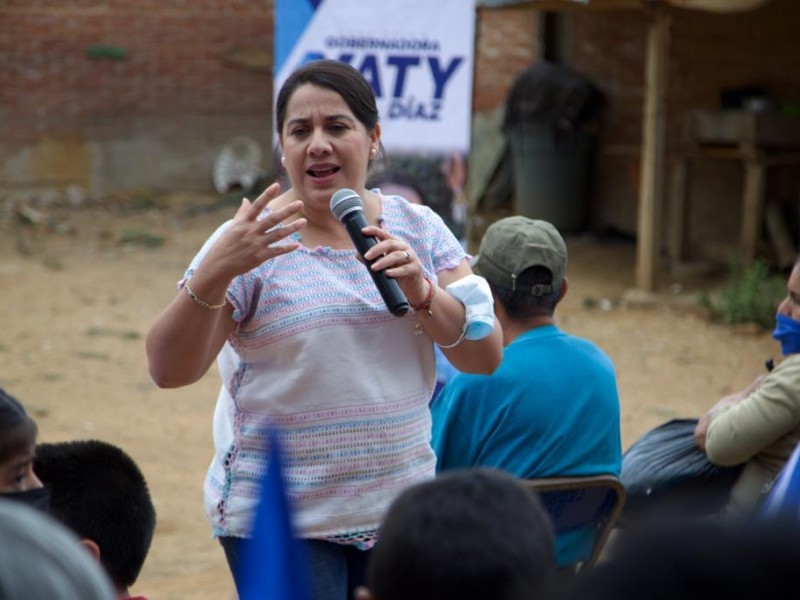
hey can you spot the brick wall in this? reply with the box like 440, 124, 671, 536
0, 1, 538, 195
0, 1, 272, 142
0, 1, 273, 191
473, 7, 538, 113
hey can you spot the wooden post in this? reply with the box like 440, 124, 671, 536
636, 7, 670, 291
667, 155, 688, 269
740, 158, 765, 267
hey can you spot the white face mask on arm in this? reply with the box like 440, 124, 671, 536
438, 275, 496, 349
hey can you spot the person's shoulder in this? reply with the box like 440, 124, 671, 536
562, 329, 612, 354
377, 190, 436, 219
370, 188, 432, 220
775, 353, 800, 371
431, 375, 485, 430
435, 371, 492, 403
554, 330, 617, 373
526, 326, 598, 351
379, 192, 458, 246
764, 354, 800, 390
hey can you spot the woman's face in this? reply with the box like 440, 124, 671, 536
280, 83, 379, 209
0, 444, 42, 492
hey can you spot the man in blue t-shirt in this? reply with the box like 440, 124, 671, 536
430, 216, 622, 569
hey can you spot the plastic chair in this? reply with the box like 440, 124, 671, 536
523, 474, 626, 570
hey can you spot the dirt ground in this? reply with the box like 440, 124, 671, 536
0, 192, 781, 599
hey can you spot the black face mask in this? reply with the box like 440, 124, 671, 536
0, 486, 51, 512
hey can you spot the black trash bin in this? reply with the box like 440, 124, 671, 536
504, 61, 603, 232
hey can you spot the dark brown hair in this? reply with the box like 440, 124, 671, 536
368, 468, 556, 600
0, 386, 37, 464
275, 59, 379, 137
490, 266, 563, 320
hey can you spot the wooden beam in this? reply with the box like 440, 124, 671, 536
667, 155, 688, 268
636, 6, 670, 291
740, 159, 765, 266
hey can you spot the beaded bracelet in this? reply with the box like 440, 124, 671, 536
183, 283, 226, 310
410, 276, 435, 316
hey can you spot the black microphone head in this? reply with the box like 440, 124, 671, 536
330, 188, 363, 222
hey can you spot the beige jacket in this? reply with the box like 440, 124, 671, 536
706, 353, 800, 519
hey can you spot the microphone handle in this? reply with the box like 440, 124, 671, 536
341, 211, 410, 317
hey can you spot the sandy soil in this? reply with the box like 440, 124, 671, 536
0, 193, 781, 599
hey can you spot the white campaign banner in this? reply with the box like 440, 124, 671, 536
274, 0, 476, 154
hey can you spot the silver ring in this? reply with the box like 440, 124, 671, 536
403, 251, 411, 262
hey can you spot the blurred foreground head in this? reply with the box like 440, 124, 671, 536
359, 467, 556, 600
0, 498, 115, 600
549, 516, 800, 600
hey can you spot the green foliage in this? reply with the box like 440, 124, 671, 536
126, 189, 164, 211
699, 259, 786, 329
118, 227, 164, 248
85, 326, 141, 340
86, 45, 128, 61
42, 255, 64, 271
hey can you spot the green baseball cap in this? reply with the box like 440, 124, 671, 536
472, 216, 567, 296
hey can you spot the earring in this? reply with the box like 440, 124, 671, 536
281, 155, 286, 166
369, 147, 377, 158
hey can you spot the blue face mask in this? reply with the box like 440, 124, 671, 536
0, 486, 51, 512
772, 314, 800, 355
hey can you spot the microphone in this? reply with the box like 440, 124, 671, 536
330, 189, 410, 317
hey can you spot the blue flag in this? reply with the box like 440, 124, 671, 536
238, 429, 311, 600
761, 442, 800, 521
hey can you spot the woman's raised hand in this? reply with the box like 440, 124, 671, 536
203, 183, 306, 280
